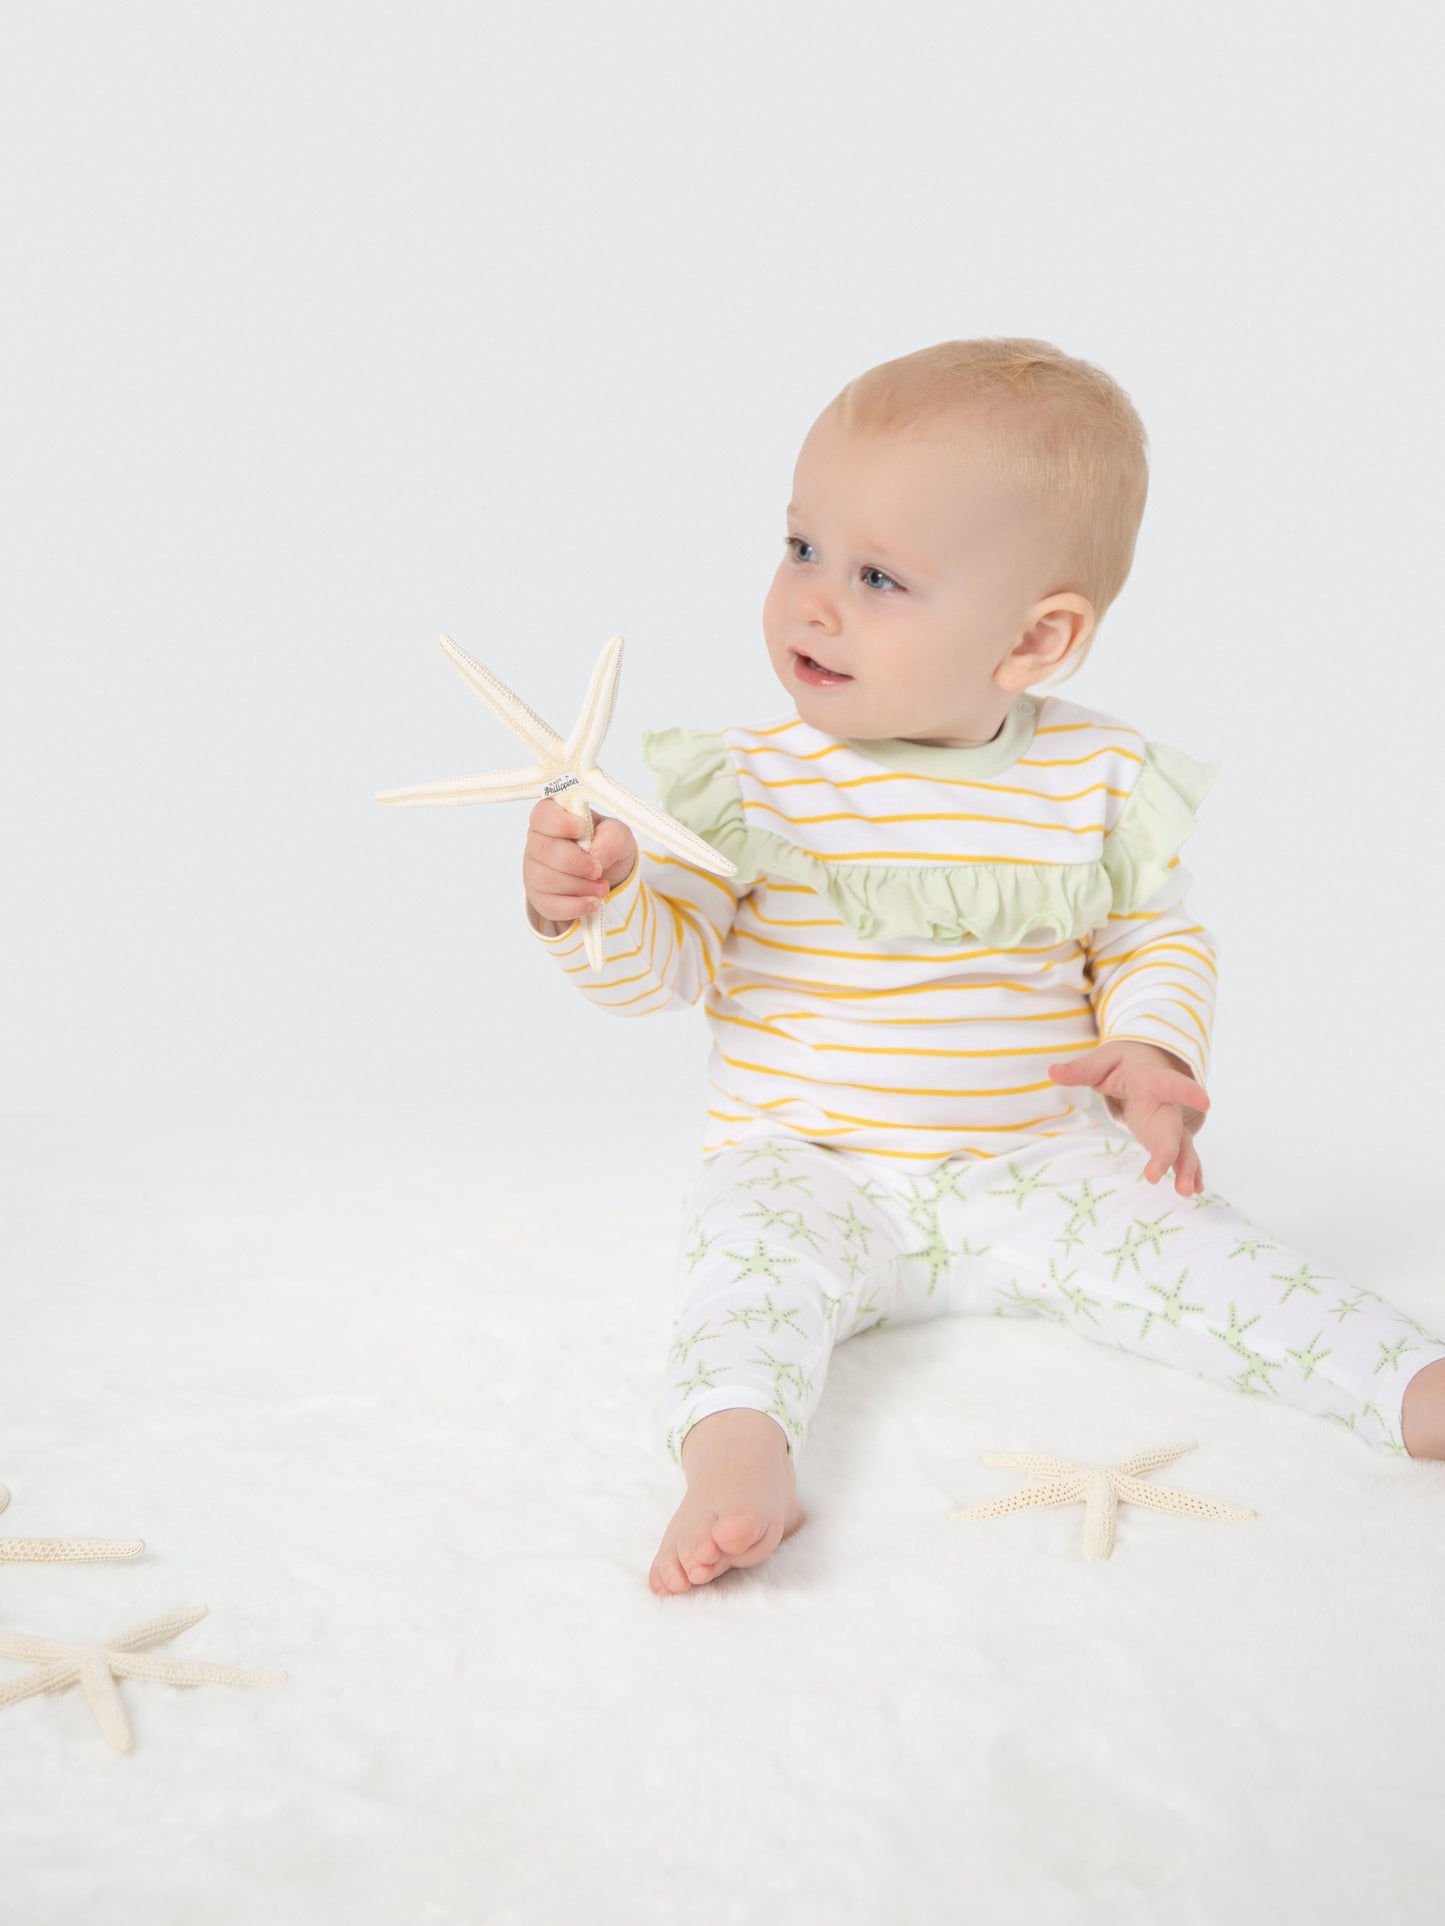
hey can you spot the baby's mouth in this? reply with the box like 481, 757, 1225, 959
793, 651, 853, 681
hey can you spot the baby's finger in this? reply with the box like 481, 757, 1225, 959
1142, 1109, 1183, 1185
528, 793, 595, 841
526, 820, 606, 882
1174, 1133, 1203, 1197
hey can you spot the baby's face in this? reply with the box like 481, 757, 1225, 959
762, 409, 1066, 743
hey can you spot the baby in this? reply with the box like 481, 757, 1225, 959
520, 337, 1445, 1597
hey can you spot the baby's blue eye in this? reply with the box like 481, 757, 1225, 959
783, 538, 902, 592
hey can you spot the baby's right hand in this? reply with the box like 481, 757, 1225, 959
523, 794, 638, 931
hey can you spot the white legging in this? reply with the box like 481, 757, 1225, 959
661, 1127, 1445, 1466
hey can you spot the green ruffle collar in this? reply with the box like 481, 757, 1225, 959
640, 721, 1220, 946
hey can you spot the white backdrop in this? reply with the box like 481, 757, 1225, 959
4, 1, 1441, 1150
6, 11, 1445, 1926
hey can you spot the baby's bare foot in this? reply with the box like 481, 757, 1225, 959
649, 1407, 804, 1596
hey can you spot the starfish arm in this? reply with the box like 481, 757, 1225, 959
0, 1631, 85, 1661
951, 1476, 1089, 1519
1111, 1440, 1198, 1477
980, 1451, 1089, 1478
0, 1660, 83, 1708
1082, 1474, 1118, 1561
561, 634, 624, 772
437, 633, 564, 763
376, 765, 547, 807
102, 1604, 212, 1653
82, 1651, 134, 1752
110, 1653, 288, 1686
1112, 1475, 1256, 1521
581, 767, 739, 877
0, 1535, 145, 1562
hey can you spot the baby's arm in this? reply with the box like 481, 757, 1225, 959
1075, 861, 1219, 1089
522, 794, 748, 1013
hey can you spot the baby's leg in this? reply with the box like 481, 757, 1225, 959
952, 1129, 1445, 1456
651, 1135, 906, 1595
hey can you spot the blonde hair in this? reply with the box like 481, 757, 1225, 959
825, 338, 1150, 678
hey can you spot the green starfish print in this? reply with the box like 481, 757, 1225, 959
929, 1162, 973, 1205
665, 1404, 702, 1467
841, 1246, 872, 1285
741, 1168, 817, 1198
666, 1318, 721, 1369
1373, 1335, 1420, 1377
1055, 1178, 1116, 1232
1205, 1302, 1283, 1387
753, 1345, 812, 1402
1388, 1307, 1438, 1339
855, 1175, 893, 1208
1053, 1218, 1089, 1258
904, 1232, 952, 1298
1327, 1290, 1371, 1324
678, 1359, 722, 1398
1285, 1332, 1334, 1382
721, 1239, 803, 1288
1228, 1238, 1277, 1262
959, 1236, 993, 1258
683, 1226, 725, 1273
1059, 1280, 1108, 1326
1271, 1262, 1331, 1305
987, 1161, 1059, 1210
1189, 1190, 1230, 1210
722, 1292, 806, 1337
1322, 1409, 1357, 1433
820, 1287, 851, 1324
736, 1143, 789, 1167
823, 1201, 877, 1254
766, 1394, 803, 1450
852, 1284, 884, 1326
1098, 1137, 1130, 1157
1131, 1212, 1185, 1261
1228, 1360, 1282, 1398
1135, 1265, 1206, 1342
1101, 1221, 1150, 1281
994, 1276, 1067, 1322
739, 1200, 806, 1238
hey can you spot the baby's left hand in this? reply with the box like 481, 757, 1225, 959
1047, 1040, 1210, 1196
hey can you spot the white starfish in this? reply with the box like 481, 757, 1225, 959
0, 1479, 143, 1566
376, 632, 738, 970
948, 1438, 1255, 1562
0, 1603, 287, 1753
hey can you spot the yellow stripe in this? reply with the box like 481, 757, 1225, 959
715, 1049, 1062, 1098
741, 798, 1109, 837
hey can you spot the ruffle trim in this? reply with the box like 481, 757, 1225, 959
640, 725, 1221, 946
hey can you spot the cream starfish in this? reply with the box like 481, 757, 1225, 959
0, 1480, 143, 1566
948, 1438, 1255, 1561
376, 632, 739, 970
0, 1603, 287, 1753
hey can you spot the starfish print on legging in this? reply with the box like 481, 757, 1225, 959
854, 1175, 893, 1208
840, 1245, 872, 1285
820, 1286, 852, 1325
851, 1283, 885, 1327
1373, 1335, 1420, 1377
929, 1162, 973, 1206
1228, 1238, 1278, 1261
1053, 1217, 1089, 1259
1387, 1306, 1438, 1339
1102, 1221, 1150, 1280
902, 1228, 951, 1298
1058, 1278, 1108, 1326
1271, 1262, 1331, 1305
752, 1344, 812, 1402
721, 1239, 802, 1288
1098, 1137, 1129, 1157
677, 1359, 722, 1399
1205, 1302, 1281, 1385
722, 1293, 806, 1337
736, 1142, 791, 1167
666, 1318, 722, 1369
1131, 1212, 1185, 1261
1055, 1178, 1116, 1233
994, 1277, 1068, 1322
1134, 1266, 1207, 1343
1285, 1331, 1334, 1382
823, 1201, 878, 1255
1228, 1359, 1283, 1397
987, 1161, 1059, 1210
959, 1236, 993, 1258
739, 1201, 826, 1253
1189, 1190, 1230, 1210
682, 1226, 726, 1273
1322, 1409, 1358, 1435
765, 1392, 803, 1451
1326, 1290, 1372, 1323
741, 1168, 817, 1199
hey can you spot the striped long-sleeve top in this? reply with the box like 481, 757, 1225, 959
524, 688, 1222, 1166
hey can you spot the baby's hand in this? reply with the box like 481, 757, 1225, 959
1047, 1040, 1210, 1196
523, 795, 638, 931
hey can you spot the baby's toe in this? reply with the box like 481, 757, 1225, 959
650, 1545, 693, 1595
711, 1510, 774, 1562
